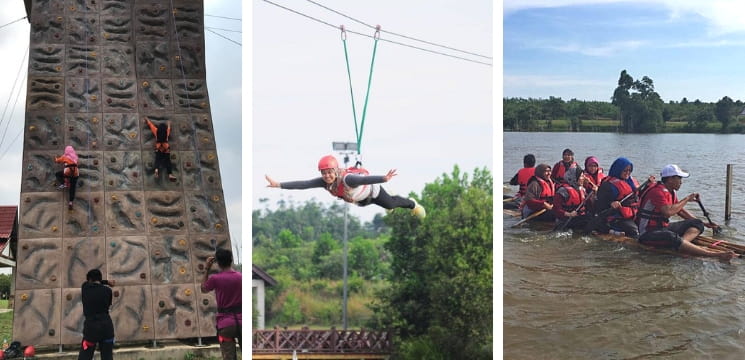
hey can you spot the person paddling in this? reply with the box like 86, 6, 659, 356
519, 163, 555, 222
589, 157, 647, 238
265, 155, 426, 218
506, 153, 535, 209
582, 156, 605, 214
550, 148, 579, 183
553, 167, 591, 230
636, 164, 735, 262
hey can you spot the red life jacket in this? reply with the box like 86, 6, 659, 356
584, 168, 605, 191
516, 167, 534, 196
536, 176, 554, 201
636, 182, 673, 231
552, 161, 578, 182
557, 183, 584, 212
607, 177, 638, 219
329, 167, 370, 201
519, 176, 554, 211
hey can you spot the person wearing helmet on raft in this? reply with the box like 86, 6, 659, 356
265, 155, 426, 218
636, 164, 736, 262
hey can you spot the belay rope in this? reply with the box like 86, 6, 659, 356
340, 24, 381, 164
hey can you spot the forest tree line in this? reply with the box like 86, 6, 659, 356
252, 166, 493, 359
504, 70, 745, 133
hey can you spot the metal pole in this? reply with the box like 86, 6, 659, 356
725, 164, 733, 220
342, 157, 349, 331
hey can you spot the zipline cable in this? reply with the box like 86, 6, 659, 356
206, 28, 241, 46
0, 45, 28, 146
260, 0, 491, 66
205, 14, 241, 21
305, 0, 491, 60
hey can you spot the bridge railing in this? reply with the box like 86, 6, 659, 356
252, 326, 392, 354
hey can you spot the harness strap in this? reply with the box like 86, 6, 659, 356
217, 305, 241, 314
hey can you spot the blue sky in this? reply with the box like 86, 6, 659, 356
503, 0, 745, 103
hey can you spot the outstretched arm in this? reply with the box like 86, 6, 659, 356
265, 175, 327, 189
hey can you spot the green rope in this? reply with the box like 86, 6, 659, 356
340, 26, 380, 156
341, 37, 360, 147
357, 35, 379, 155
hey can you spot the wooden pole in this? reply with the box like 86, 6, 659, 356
725, 164, 733, 220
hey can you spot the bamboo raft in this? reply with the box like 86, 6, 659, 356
504, 209, 745, 259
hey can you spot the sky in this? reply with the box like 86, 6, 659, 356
503, 0, 745, 103
0, 0, 242, 258
252, 0, 493, 223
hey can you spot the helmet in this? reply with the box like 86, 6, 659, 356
317, 155, 338, 171
22, 346, 34, 358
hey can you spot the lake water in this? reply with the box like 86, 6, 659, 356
502, 132, 745, 359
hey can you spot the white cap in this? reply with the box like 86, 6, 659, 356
661, 164, 690, 178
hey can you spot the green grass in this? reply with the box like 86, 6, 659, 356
0, 311, 12, 342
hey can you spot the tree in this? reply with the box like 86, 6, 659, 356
715, 96, 735, 132
372, 166, 493, 359
611, 70, 664, 133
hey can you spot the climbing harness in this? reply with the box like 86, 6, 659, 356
340, 24, 381, 164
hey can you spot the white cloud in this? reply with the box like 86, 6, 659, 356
545, 40, 646, 57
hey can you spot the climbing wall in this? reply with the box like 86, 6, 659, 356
15, 0, 232, 346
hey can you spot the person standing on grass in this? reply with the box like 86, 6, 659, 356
78, 269, 115, 360
201, 249, 242, 360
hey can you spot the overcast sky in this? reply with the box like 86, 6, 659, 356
504, 0, 745, 103
252, 0, 493, 223
0, 0, 242, 257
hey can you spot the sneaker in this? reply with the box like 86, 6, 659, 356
168, 174, 177, 182
410, 199, 426, 219
154, 169, 159, 178
68, 201, 73, 210
56, 184, 66, 191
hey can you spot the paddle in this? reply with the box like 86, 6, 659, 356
511, 208, 547, 228
553, 190, 594, 232
695, 198, 722, 235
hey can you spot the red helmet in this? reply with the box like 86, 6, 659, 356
317, 155, 339, 171
23, 346, 34, 358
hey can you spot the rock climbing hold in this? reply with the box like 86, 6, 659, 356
184, 289, 192, 296
28, 125, 36, 131
151, 217, 157, 224
21, 294, 28, 301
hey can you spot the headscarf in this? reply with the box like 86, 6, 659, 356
534, 164, 551, 181
584, 156, 599, 172
563, 166, 581, 188
64, 145, 78, 164
608, 157, 636, 191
